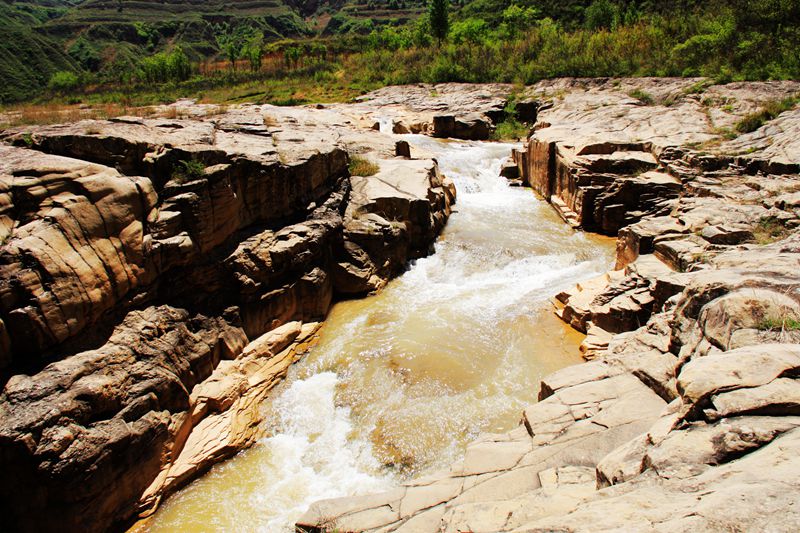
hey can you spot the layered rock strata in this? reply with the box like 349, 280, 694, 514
337, 83, 516, 140
298, 78, 800, 532
0, 100, 459, 531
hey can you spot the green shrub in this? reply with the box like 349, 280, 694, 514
172, 159, 206, 183
450, 18, 489, 45
752, 216, 790, 244
758, 316, 800, 332
500, 4, 541, 38
48, 71, 80, 93
68, 38, 101, 71
584, 0, 617, 30
429, 0, 449, 44
735, 96, 799, 133
628, 89, 654, 105
138, 48, 191, 84
492, 118, 528, 140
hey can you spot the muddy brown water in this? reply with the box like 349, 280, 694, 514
143, 137, 615, 532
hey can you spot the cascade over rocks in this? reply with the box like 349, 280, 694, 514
297, 78, 800, 533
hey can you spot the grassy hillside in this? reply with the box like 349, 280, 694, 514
0, 1, 81, 102
1, 0, 315, 102
0, 0, 798, 105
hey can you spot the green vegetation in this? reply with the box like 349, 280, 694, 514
492, 97, 530, 140
627, 89, 654, 105
171, 159, 207, 183
584, 0, 616, 30
48, 71, 80, 93
753, 216, 791, 245
1, 0, 799, 107
349, 155, 380, 176
735, 95, 800, 133
758, 315, 800, 332
683, 79, 713, 95
0, 2, 79, 102
492, 119, 529, 140
138, 49, 192, 84
429, 0, 450, 44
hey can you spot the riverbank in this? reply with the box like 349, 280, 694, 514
0, 91, 480, 531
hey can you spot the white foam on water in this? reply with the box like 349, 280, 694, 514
376, 116, 394, 133
253, 372, 395, 532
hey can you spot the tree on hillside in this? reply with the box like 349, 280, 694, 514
429, 0, 449, 44
223, 40, 242, 71
243, 33, 264, 72
584, 0, 617, 30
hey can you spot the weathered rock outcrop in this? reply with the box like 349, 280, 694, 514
297, 78, 800, 533
0, 100, 459, 531
0, 305, 247, 531
513, 78, 799, 235
336, 158, 455, 294
343, 83, 514, 140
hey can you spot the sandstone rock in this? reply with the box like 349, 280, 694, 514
433, 113, 493, 140
698, 289, 800, 351
514, 99, 539, 123
677, 344, 800, 408
519, 428, 800, 532
298, 370, 666, 533
500, 160, 519, 179
0, 98, 457, 530
700, 224, 754, 245
393, 121, 411, 134
0, 305, 246, 532
297, 80, 800, 533
139, 321, 321, 514
336, 158, 455, 295
395, 140, 411, 158
559, 255, 670, 336
0, 146, 156, 363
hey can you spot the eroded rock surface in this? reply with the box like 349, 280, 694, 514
297, 79, 800, 533
335, 83, 514, 140
0, 97, 461, 531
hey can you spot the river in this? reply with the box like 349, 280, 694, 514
143, 137, 615, 532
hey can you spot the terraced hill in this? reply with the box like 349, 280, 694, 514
0, 1, 79, 102
0, 0, 430, 102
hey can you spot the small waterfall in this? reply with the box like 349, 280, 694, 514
377, 116, 394, 133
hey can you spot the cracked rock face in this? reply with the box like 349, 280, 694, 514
0, 95, 465, 531
297, 79, 800, 533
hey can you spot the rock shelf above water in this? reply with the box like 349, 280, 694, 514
0, 98, 464, 531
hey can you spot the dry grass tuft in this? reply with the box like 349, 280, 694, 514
348, 155, 379, 177
0, 102, 157, 128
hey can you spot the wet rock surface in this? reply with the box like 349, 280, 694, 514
297, 79, 800, 533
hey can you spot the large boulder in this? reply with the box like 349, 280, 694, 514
0, 305, 247, 532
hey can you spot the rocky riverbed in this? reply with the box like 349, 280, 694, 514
1, 79, 800, 532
